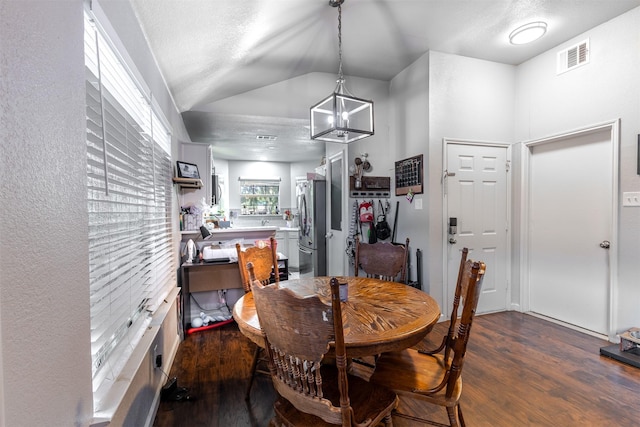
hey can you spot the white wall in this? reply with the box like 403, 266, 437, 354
428, 51, 516, 305
0, 1, 184, 425
215, 159, 317, 215
514, 7, 640, 331
391, 8, 640, 329
0, 1, 93, 425
228, 161, 293, 212
290, 160, 320, 207
389, 51, 516, 303
388, 53, 431, 286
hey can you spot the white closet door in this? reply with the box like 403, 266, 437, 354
528, 129, 612, 334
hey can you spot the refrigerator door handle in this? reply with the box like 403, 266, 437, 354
300, 195, 309, 236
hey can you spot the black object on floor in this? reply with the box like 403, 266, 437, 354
600, 344, 640, 369
161, 377, 196, 402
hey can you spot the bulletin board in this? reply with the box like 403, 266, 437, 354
395, 154, 423, 196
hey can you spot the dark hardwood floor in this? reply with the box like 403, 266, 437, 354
153, 311, 640, 427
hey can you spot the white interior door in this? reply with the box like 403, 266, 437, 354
526, 127, 614, 335
445, 141, 510, 314
326, 150, 347, 276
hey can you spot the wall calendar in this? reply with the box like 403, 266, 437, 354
395, 154, 423, 196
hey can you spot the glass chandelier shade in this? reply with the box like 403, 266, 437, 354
310, 0, 374, 143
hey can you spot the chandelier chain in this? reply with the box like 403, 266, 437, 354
337, 3, 343, 80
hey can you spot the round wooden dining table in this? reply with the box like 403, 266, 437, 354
232, 276, 441, 358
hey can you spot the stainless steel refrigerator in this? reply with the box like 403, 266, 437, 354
296, 178, 326, 277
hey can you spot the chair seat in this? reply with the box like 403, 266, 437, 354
369, 348, 462, 408
273, 364, 398, 426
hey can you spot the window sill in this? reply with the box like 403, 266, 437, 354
91, 287, 180, 426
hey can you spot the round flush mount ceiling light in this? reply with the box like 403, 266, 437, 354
509, 21, 547, 45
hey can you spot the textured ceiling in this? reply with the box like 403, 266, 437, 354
130, 0, 640, 162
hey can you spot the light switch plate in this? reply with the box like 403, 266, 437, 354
622, 192, 640, 207
415, 198, 423, 210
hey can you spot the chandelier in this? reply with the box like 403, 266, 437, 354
310, 0, 374, 143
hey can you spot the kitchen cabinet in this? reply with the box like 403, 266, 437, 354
275, 229, 299, 271
275, 230, 287, 259
287, 230, 299, 270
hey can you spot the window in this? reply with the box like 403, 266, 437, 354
239, 178, 281, 215
84, 11, 175, 401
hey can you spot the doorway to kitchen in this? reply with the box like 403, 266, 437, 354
443, 139, 511, 316
521, 120, 619, 339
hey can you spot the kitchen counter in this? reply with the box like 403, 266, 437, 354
181, 225, 298, 235
181, 226, 276, 241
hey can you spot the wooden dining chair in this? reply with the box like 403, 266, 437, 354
368, 258, 486, 427
235, 237, 279, 400
354, 235, 409, 283
236, 237, 279, 293
420, 247, 469, 361
353, 235, 410, 368
248, 265, 398, 427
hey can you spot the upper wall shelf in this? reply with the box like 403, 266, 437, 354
173, 177, 203, 189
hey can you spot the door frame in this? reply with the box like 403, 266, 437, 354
326, 148, 348, 276
519, 119, 620, 341
442, 138, 513, 319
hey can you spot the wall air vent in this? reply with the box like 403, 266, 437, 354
557, 39, 589, 75
256, 135, 277, 141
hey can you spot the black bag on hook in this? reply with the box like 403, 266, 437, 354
375, 200, 392, 241
368, 200, 377, 244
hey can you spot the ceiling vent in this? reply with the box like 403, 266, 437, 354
256, 135, 277, 141
557, 39, 589, 75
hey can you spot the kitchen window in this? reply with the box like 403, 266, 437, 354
239, 178, 281, 215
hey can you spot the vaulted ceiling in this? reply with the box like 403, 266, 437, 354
130, 0, 640, 161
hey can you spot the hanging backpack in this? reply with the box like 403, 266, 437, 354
358, 200, 377, 244
375, 200, 392, 240
359, 201, 374, 223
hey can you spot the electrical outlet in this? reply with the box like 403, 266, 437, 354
623, 192, 640, 207
153, 344, 162, 368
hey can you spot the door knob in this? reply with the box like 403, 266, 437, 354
325, 231, 334, 239
448, 237, 457, 244
599, 240, 610, 249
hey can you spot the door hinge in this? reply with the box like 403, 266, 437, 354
506, 160, 511, 172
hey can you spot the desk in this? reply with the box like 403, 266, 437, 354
233, 276, 440, 358
180, 257, 288, 332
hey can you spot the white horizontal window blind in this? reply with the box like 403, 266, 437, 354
84, 11, 175, 400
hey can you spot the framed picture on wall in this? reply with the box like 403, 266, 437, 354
176, 161, 200, 179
